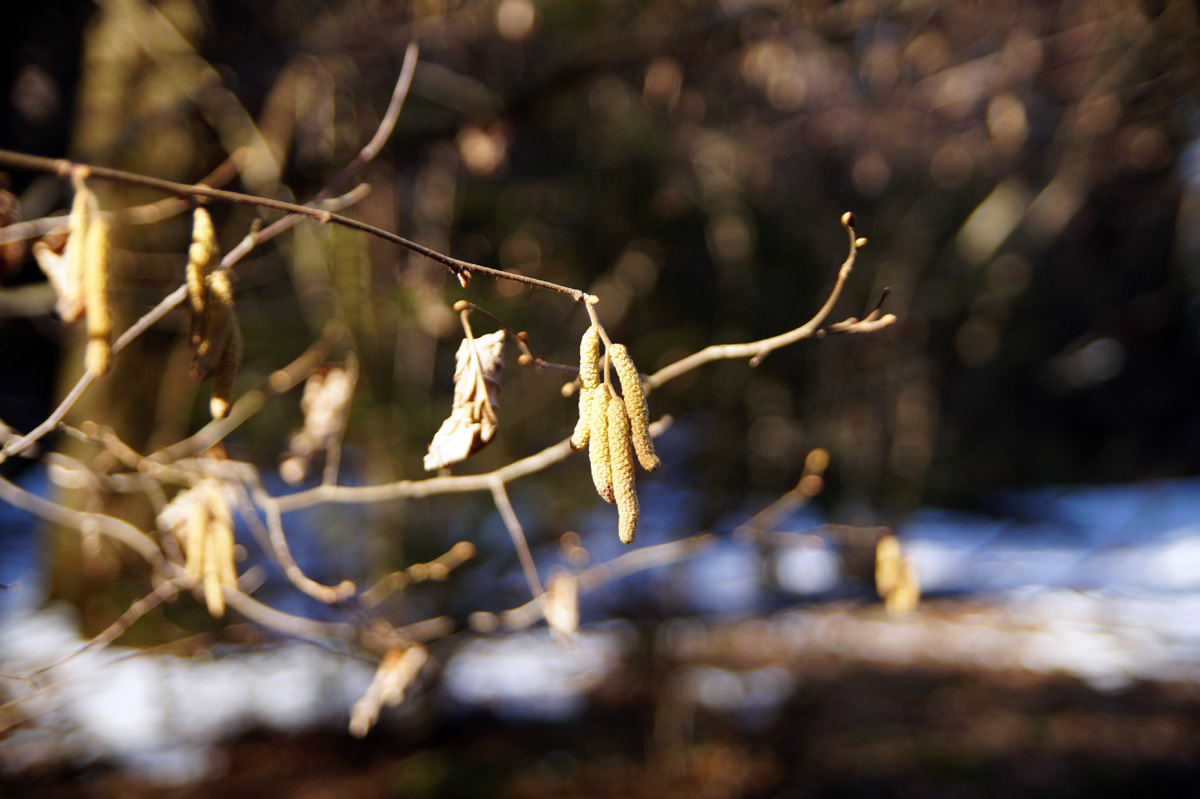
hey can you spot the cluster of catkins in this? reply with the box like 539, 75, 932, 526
185, 208, 241, 419
158, 479, 237, 617
32, 175, 113, 376
570, 326, 659, 544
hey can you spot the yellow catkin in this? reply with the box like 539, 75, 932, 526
607, 396, 638, 544
885, 557, 920, 616
579, 325, 600, 390
187, 207, 218, 345
588, 389, 613, 503
207, 485, 237, 589
874, 534, 901, 599
59, 184, 93, 323
83, 215, 112, 375
609, 343, 659, 472
210, 322, 242, 419
570, 397, 590, 451
202, 524, 225, 618
192, 268, 235, 379
184, 496, 207, 578
571, 383, 602, 452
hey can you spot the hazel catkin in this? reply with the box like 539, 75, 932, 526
608, 343, 659, 472
588, 389, 614, 503
607, 395, 638, 544
570, 383, 593, 451
579, 325, 600, 390
187, 207, 218, 346
83, 215, 112, 376
59, 183, 94, 323
192, 268, 235, 380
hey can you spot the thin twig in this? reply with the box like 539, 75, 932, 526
643, 216, 890, 390
0, 152, 245, 245
274, 415, 675, 511
489, 478, 545, 604
496, 533, 715, 630
0, 474, 163, 567
359, 540, 476, 609
247, 475, 357, 603
0, 185, 369, 465
0, 149, 589, 301
314, 42, 419, 204
31, 578, 188, 676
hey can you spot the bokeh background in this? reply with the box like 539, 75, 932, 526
4, 0, 1200, 796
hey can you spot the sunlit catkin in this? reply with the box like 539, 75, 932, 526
186, 207, 218, 345
202, 523, 225, 617
208, 485, 237, 594
579, 325, 600, 390
885, 557, 920, 616
59, 183, 93, 323
570, 385, 592, 451
609, 344, 659, 472
874, 534, 901, 599
607, 396, 638, 544
184, 496, 207, 579
83, 215, 112, 375
589, 389, 614, 503
192, 268, 235, 380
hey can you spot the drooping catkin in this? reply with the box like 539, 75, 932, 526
607, 396, 638, 543
192, 268, 235, 380
202, 524, 225, 618
184, 496, 207, 578
210, 323, 242, 420
588, 389, 614, 503
187, 207, 218, 345
83, 215, 112, 376
570, 387, 591, 451
579, 325, 601, 390
59, 184, 93, 323
609, 344, 659, 472
571, 326, 602, 451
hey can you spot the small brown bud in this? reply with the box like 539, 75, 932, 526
855, 237, 867, 249
841, 211, 855, 228
518, 353, 533, 366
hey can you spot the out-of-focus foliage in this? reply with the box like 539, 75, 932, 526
3, 0, 1200, 539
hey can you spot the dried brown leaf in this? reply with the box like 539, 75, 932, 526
423, 330, 505, 471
